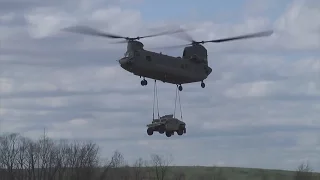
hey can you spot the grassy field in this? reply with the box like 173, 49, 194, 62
161, 166, 318, 180
0, 165, 317, 180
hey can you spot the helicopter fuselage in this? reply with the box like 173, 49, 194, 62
63, 25, 272, 90
119, 49, 212, 85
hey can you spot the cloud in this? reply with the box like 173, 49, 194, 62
1, 0, 320, 171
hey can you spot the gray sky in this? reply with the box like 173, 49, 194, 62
1, 0, 320, 171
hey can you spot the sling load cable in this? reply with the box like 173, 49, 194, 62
173, 85, 183, 120
173, 86, 178, 118
152, 80, 160, 120
155, 80, 160, 118
177, 86, 183, 120
152, 80, 156, 120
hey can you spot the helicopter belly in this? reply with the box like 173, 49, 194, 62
130, 63, 204, 84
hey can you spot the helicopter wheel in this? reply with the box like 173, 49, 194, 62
201, 81, 205, 88
178, 85, 183, 91
141, 79, 147, 86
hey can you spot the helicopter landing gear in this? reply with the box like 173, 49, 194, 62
201, 81, 205, 88
141, 79, 147, 86
178, 85, 183, 91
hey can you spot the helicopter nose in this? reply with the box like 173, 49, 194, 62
118, 58, 128, 65
119, 58, 133, 67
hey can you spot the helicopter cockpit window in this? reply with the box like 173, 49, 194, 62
124, 51, 134, 58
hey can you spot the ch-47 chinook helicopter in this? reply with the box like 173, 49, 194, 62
62, 25, 273, 91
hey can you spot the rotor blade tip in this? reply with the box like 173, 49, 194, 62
266, 30, 274, 36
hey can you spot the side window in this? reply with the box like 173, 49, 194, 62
146, 56, 151, 61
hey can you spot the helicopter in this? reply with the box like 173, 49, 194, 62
62, 25, 273, 91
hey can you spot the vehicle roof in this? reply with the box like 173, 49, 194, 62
160, 114, 174, 119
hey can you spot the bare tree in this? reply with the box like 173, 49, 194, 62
132, 157, 144, 180
36, 133, 57, 180
96, 150, 130, 180
294, 162, 313, 180
62, 140, 100, 180
150, 154, 172, 180
143, 158, 154, 180
15, 136, 31, 180
0, 133, 21, 180
110, 151, 131, 180
0, 133, 107, 180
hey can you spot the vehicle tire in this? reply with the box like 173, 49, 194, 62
147, 128, 153, 136
158, 125, 165, 134
165, 131, 171, 137
177, 129, 183, 136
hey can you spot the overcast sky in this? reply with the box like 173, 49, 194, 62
1, 0, 320, 171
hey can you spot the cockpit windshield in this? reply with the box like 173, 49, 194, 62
124, 51, 134, 58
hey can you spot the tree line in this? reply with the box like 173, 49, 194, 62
0, 133, 182, 180
0, 133, 316, 180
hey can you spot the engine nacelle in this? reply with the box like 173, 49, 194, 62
183, 44, 208, 64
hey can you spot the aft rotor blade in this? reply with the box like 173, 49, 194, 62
203, 30, 273, 43
61, 25, 126, 39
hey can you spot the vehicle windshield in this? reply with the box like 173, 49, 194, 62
153, 119, 160, 123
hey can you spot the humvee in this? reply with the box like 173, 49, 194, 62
146, 114, 186, 137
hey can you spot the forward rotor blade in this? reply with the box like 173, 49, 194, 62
61, 25, 126, 39
148, 25, 196, 42
203, 30, 273, 43
108, 40, 128, 44
138, 28, 190, 40
171, 27, 196, 42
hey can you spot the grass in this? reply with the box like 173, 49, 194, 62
163, 166, 319, 180
0, 166, 318, 180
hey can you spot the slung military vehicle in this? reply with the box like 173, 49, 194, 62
146, 114, 186, 137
